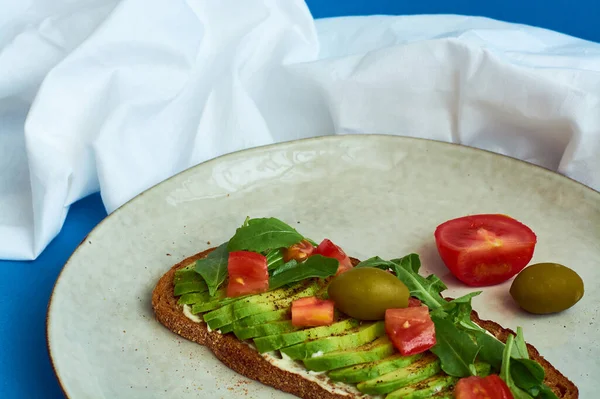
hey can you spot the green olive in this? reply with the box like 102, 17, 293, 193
327, 267, 409, 320
509, 263, 584, 314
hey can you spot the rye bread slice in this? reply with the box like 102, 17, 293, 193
151, 248, 579, 399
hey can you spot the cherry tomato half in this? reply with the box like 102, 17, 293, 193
434, 214, 537, 287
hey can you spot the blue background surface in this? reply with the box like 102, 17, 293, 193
1, 2, 598, 398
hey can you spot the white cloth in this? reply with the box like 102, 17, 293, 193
1, 0, 599, 260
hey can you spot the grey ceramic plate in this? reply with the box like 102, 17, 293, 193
47, 135, 599, 398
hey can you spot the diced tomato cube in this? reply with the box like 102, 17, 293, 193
292, 296, 320, 308
385, 307, 436, 356
227, 251, 269, 298
291, 296, 335, 327
455, 374, 514, 399
315, 239, 353, 275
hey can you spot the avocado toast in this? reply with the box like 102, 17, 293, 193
152, 217, 578, 399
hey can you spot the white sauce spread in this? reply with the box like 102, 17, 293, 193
261, 351, 378, 398
182, 305, 220, 333
182, 304, 203, 323
181, 305, 378, 398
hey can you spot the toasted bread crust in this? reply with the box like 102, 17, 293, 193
152, 249, 578, 399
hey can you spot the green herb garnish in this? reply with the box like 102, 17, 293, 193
227, 217, 304, 253
266, 248, 285, 270
430, 315, 481, 377
194, 242, 229, 296
268, 255, 338, 290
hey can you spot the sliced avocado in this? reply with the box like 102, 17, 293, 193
281, 321, 386, 360
328, 353, 423, 384
205, 302, 279, 330
233, 309, 289, 329
385, 374, 456, 399
174, 263, 201, 284
204, 281, 323, 329
218, 324, 234, 334
177, 291, 211, 305
235, 320, 299, 341
230, 280, 311, 311
303, 335, 395, 372
191, 295, 238, 314
233, 280, 324, 319
428, 391, 453, 399
174, 280, 209, 296
254, 319, 360, 353
357, 352, 441, 394
203, 281, 308, 322
385, 362, 491, 399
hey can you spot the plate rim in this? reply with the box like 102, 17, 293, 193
45, 134, 599, 398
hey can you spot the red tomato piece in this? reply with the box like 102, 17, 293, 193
227, 251, 269, 298
455, 375, 514, 399
315, 239, 353, 275
408, 297, 423, 307
283, 240, 315, 262
434, 214, 537, 287
385, 307, 436, 356
292, 296, 319, 307
291, 296, 335, 327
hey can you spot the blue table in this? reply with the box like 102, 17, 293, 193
1, 2, 598, 399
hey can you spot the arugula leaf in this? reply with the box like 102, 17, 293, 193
266, 248, 284, 270
271, 259, 298, 276
194, 242, 229, 296
512, 359, 545, 397
441, 293, 486, 333
392, 254, 447, 310
501, 334, 535, 399
268, 255, 338, 290
430, 315, 481, 377
473, 330, 505, 369
391, 253, 422, 273
514, 326, 530, 359
449, 291, 483, 304
227, 217, 304, 253
355, 256, 396, 270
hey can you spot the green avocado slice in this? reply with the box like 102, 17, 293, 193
233, 309, 289, 329
203, 281, 311, 322
174, 280, 209, 296
357, 352, 441, 394
191, 295, 237, 314
254, 319, 360, 353
177, 291, 211, 305
235, 320, 300, 341
281, 321, 386, 360
303, 335, 395, 372
385, 362, 490, 399
174, 264, 202, 284
218, 324, 234, 334
328, 352, 424, 384
204, 281, 322, 330
385, 374, 456, 399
